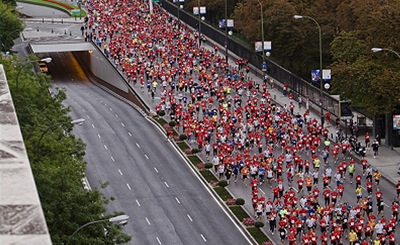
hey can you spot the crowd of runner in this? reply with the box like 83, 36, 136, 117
82, 0, 399, 244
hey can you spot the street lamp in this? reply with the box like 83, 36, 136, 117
372, 47, 400, 59
256, 0, 265, 71
34, 118, 85, 163
16, 57, 52, 93
66, 214, 129, 245
294, 14, 324, 126
371, 47, 400, 150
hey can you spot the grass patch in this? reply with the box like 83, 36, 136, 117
199, 169, 218, 182
176, 141, 190, 151
214, 186, 233, 201
187, 155, 202, 165
247, 227, 269, 244
229, 206, 250, 221
18, 0, 86, 17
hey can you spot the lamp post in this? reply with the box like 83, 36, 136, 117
35, 118, 85, 162
256, 0, 265, 70
177, 0, 184, 27
66, 214, 129, 245
371, 47, 400, 150
224, 0, 228, 62
294, 14, 324, 126
16, 57, 52, 93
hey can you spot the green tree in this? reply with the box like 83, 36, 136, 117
0, 2, 23, 51
2, 55, 131, 244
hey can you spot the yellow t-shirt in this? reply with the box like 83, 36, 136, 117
349, 232, 357, 242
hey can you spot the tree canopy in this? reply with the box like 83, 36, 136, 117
1, 54, 131, 244
182, 0, 400, 114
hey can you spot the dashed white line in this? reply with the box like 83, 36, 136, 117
97, 134, 101, 138
136, 143, 140, 148
384, 202, 390, 207
200, 234, 207, 242
175, 197, 180, 204
164, 182, 169, 188
259, 189, 265, 194
104, 145, 108, 150
291, 187, 298, 193
87, 115, 90, 119
91, 124, 95, 128
82, 109, 85, 112
156, 237, 161, 245
145, 154, 149, 159
145, 217, 151, 225
115, 114, 119, 118
128, 132, 132, 137
110, 107, 113, 111
104, 103, 107, 106
187, 214, 193, 222
361, 186, 366, 190
154, 167, 159, 173
126, 183, 131, 190
110, 156, 115, 162
118, 169, 123, 175
121, 122, 125, 127
136, 199, 141, 206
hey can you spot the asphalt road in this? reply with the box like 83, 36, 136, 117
46, 51, 253, 245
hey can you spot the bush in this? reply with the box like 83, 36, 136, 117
225, 198, 237, 206
235, 198, 245, 205
163, 123, 171, 129
179, 134, 187, 140
255, 221, 265, 228
184, 148, 192, 155
218, 179, 228, 187
169, 120, 176, 127
262, 242, 274, 245
173, 136, 180, 141
204, 162, 213, 169
243, 217, 256, 226
158, 110, 166, 116
191, 148, 200, 154
197, 163, 205, 170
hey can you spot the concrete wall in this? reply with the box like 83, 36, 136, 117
76, 44, 128, 93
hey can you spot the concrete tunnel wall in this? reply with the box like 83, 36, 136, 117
73, 43, 149, 113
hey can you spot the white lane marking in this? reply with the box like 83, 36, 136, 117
97, 134, 101, 138
148, 118, 253, 245
175, 197, 181, 204
128, 132, 132, 137
136, 143, 140, 148
121, 122, 125, 127
115, 114, 119, 118
126, 183, 131, 190
136, 199, 141, 206
154, 167, 159, 173
164, 182, 169, 188
104, 145, 108, 150
145, 154, 149, 159
384, 202, 389, 207
87, 115, 90, 119
361, 186, 366, 190
200, 234, 207, 242
259, 189, 265, 194
145, 217, 151, 225
187, 214, 193, 222
82, 109, 85, 112
118, 169, 123, 175
291, 187, 298, 192
78, 104, 82, 108
111, 156, 115, 162
104, 103, 107, 106
156, 237, 161, 245
91, 124, 95, 128
110, 107, 113, 111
